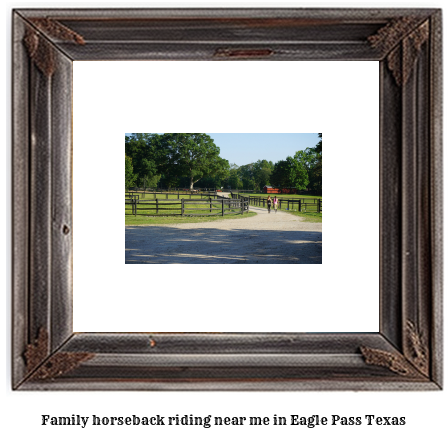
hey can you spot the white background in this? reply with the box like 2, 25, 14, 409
73, 60, 379, 332
3, 1, 446, 438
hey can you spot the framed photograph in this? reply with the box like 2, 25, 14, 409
12, 8, 442, 390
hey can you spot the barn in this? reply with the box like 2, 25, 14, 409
263, 186, 298, 194
263, 186, 280, 194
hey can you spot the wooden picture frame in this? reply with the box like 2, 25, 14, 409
12, 8, 442, 390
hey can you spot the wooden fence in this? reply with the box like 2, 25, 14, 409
232, 194, 322, 213
125, 197, 250, 217
126, 190, 218, 200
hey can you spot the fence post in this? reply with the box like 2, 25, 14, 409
299, 200, 301, 212
210, 197, 212, 213
156, 198, 158, 215
181, 198, 184, 216
222, 199, 224, 216
318, 199, 321, 213
134, 198, 137, 217
241, 198, 243, 215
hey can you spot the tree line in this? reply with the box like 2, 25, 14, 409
125, 133, 229, 190
125, 133, 322, 193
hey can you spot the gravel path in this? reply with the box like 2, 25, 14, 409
125, 206, 322, 264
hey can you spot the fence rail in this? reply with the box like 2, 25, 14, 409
126, 190, 219, 200
125, 197, 250, 217
232, 194, 322, 213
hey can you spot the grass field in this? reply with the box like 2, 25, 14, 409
281, 210, 322, 223
125, 193, 254, 225
125, 211, 257, 226
125, 192, 322, 224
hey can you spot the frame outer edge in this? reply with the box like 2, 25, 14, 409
400, 18, 438, 379
14, 13, 75, 388
413, 21, 431, 378
12, 7, 442, 391
12, 11, 30, 388
14, 7, 439, 20
18, 380, 441, 392
429, 9, 443, 388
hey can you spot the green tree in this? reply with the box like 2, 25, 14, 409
125, 134, 160, 187
196, 160, 231, 189
238, 163, 256, 190
125, 155, 136, 190
294, 133, 322, 193
226, 163, 243, 190
151, 134, 185, 189
253, 159, 274, 190
160, 134, 229, 189
271, 156, 309, 190
310, 133, 322, 193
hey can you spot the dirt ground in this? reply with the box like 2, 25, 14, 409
125, 206, 322, 264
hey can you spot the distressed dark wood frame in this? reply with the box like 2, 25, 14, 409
12, 8, 443, 390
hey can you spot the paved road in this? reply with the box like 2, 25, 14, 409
125, 206, 322, 264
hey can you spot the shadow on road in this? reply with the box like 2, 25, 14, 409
125, 226, 322, 264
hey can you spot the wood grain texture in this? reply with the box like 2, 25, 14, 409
429, 10, 443, 388
12, 7, 442, 391
12, 13, 30, 388
29, 54, 52, 347
50, 49, 74, 350
379, 59, 402, 350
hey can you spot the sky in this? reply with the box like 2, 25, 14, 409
126, 133, 320, 167
206, 133, 319, 166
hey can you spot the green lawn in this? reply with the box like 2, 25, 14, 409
124, 192, 321, 224
125, 194, 255, 225
125, 211, 257, 226
284, 210, 322, 223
